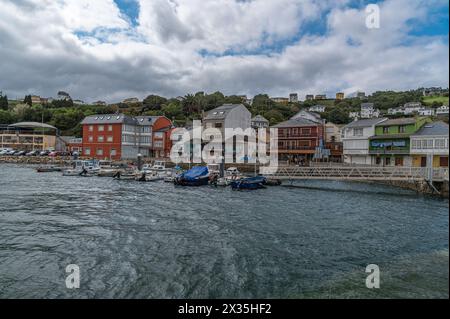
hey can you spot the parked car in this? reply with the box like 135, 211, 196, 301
26, 150, 39, 156
0, 150, 9, 156
14, 151, 27, 156
48, 151, 58, 157
39, 150, 51, 156
7, 150, 18, 155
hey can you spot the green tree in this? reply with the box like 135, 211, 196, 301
162, 102, 183, 119
143, 95, 167, 111
0, 110, 16, 124
0, 95, 8, 110
24, 95, 32, 106
324, 107, 351, 124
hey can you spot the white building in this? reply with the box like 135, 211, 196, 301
251, 115, 269, 129
342, 118, 388, 165
436, 105, 449, 115
360, 103, 380, 119
349, 112, 360, 120
308, 105, 326, 113
418, 108, 435, 116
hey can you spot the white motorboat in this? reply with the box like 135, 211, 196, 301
135, 171, 164, 182
62, 160, 100, 177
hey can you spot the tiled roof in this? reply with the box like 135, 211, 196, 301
344, 118, 387, 128
204, 104, 246, 120
411, 121, 449, 136
272, 117, 320, 128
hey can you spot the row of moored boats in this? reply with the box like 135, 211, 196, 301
36, 160, 281, 190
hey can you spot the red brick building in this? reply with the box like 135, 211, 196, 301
273, 118, 325, 162
80, 114, 172, 160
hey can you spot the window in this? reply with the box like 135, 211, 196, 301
88, 136, 93, 142
96, 149, 103, 156
98, 125, 104, 132
88, 125, 93, 132
301, 128, 311, 135
108, 125, 113, 131
110, 149, 117, 157
85, 148, 91, 155
215, 123, 223, 128
399, 125, 407, 133
383, 126, 389, 134
107, 136, 113, 142
353, 128, 363, 136
98, 136, 104, 142
440, 157, 448, 167
435, 139, 446, 149
298, 140, 310, 147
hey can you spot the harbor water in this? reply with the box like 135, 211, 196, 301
0, 164, 448, 298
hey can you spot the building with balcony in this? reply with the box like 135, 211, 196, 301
0, 122, 59, 151
342, 118, 388, 165
272, 118, 325, 162
369, 117, 431, 166
410, 121, 449, 168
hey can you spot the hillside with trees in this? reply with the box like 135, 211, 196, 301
0, 88, 448, 136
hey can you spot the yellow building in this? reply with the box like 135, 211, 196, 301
336, 92, 345, 100
410, 121, 449, 168
0, 122, 58, 151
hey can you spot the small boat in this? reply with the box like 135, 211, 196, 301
135, 171, 164, 182
36, 166, 64, 173
63, 160, 101, 177
230, 176, 267, 190
174, 166, 209, 186
62, 168, 95, 177
113, 170, 137, 180
143, 161, 168, 174
97, 168, 120, 177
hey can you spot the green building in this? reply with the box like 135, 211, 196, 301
369, 117, 431, 166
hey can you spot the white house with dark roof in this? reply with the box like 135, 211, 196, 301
291, 110, 323, 124
342, 118, 388, 165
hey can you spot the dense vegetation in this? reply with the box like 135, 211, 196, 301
0, 88, 448, 137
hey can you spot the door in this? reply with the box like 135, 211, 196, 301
440, 156, 448, 167
420, 157, 427, 167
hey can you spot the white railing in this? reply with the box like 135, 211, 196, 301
260, 166, 449, 182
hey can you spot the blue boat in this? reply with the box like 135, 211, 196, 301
174, 166, 210, 186
230, 176, 267, 190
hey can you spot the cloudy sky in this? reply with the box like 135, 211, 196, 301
0, 0, 448, 103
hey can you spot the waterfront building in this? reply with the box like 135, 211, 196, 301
0, 122, 59, 151
410, 121, 449, 168
289, 93, 298, 103
251, 115, 269, 129
272, 117, 325, 163
80, 114, 172, 160
59, 136, 83, 153
369, 117, 431, 166
308, 105, 326, 113
325, 122, 343, 162
342, 118, 388, 165
336, 92, 345, 100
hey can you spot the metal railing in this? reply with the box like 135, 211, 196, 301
260, 165, 449, 182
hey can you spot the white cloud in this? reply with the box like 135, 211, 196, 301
0, 0, 448, 102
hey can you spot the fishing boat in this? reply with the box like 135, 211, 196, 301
62, 160, 100, 177
214, 167, 243, 187
142, 161, 168, 173
230, 176, 267, 190
174, 166, 209, 186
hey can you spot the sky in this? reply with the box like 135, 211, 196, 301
0, 0, 448, 103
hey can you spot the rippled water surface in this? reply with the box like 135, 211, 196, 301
0, 164, 448, 298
